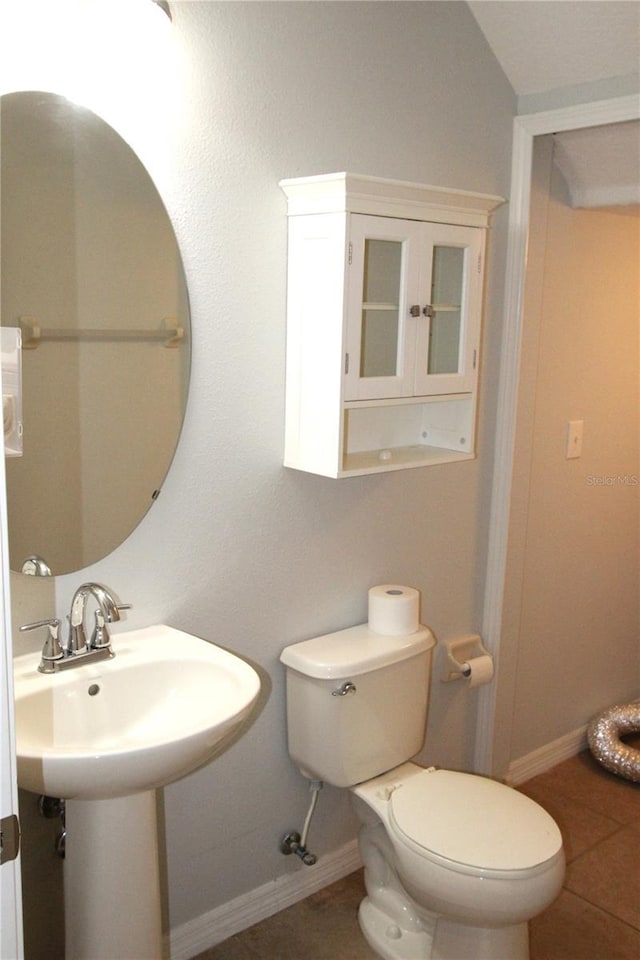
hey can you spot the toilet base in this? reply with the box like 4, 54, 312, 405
432, 915, 529, 960
359, 896, 530, 960
359, 897, 434, 960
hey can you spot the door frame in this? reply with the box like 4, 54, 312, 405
1, 428, 23, 957
476, 94, 640, 778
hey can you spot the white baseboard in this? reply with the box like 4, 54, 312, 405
506, 725, 588, 786
167, 839, 362, 960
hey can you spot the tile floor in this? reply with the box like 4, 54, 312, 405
195, 742, 639, 960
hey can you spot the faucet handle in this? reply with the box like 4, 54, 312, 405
20, 618, 64, 672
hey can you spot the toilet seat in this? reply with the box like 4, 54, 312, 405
388, 769, 562, 877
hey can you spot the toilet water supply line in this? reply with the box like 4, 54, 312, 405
281, 779, 323, 865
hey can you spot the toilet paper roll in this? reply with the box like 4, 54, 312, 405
461, 655, 494, 688
368, 584, 420, 636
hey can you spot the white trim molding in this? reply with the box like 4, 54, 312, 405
505, 726, 589, 786
476, 94, 640, 778
167, 840, 362, 960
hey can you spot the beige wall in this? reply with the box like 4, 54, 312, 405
506, 135, 640, 764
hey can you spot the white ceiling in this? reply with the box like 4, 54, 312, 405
467, 1, 640, 208
467, 1, 640, 97
553, 121, 640, 208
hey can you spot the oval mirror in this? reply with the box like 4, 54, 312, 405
1, 91, 190, 576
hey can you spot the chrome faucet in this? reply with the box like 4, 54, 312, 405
68, 582, 126, 655
21, 582, 131, 673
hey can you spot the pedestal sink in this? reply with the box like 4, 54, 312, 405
13, 624, 261, 959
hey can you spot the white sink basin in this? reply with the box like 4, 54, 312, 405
13, 624, 260, 800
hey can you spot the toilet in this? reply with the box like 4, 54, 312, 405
280, 623, 564, 960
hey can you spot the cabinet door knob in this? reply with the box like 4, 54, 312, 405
423, 304, 435, 318
409, 304, 421, 317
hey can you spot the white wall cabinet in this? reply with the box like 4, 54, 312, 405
280, 173, 503, 478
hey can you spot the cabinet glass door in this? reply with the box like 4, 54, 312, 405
345, 215, 419, 401
428, 244, 464, 375
414, 224, 482, 396
360, 238, 402, 378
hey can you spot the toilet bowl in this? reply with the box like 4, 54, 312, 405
280, 620, 565, 960
351, 762, 564, 960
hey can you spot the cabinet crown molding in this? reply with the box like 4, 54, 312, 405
279, 172, 505, 228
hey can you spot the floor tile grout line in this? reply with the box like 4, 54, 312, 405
562, 819, 629, 865
524, 783, 638, 830
563, 887, 640, 935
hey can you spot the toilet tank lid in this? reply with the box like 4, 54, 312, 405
280, 623, 435, 679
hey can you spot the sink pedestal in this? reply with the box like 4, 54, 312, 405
65, 791, 162, 959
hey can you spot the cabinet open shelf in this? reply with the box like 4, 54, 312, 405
340, 393, 475, 477
342, 445, 473, 476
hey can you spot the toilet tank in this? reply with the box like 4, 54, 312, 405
280, 624, 436, 787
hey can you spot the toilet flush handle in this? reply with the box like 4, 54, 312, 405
331, 681, 357, 697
